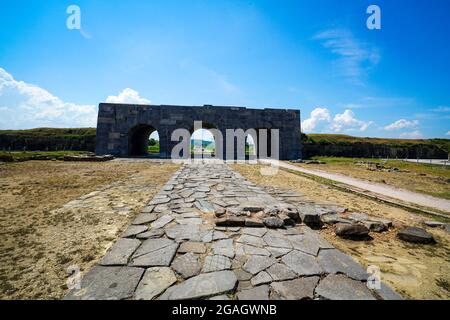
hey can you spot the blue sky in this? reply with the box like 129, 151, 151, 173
0, 0, 449, 139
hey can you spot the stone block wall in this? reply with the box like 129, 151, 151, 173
95, 103, 302, 160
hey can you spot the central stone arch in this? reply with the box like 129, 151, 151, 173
128, 124, 158, 156
95, 103, 302, 160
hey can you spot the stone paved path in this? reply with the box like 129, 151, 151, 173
65, 161, 402, 300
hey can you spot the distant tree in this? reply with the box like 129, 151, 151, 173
149, 138, 157, 146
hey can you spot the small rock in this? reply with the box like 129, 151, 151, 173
347, 212, 369, 222
216, 217, 245, 227
423, 221, 445, 228
263, 217, 284, 228
364, 221, 388, 232
242, 205, 264, 213
279, 214, 295, 226
335, 223, 369, 239
397, 227, 436, 244
215, 208, 226, 217
245, 218, 265, 228
299, 212, 322, 229
321, 214, 352, 225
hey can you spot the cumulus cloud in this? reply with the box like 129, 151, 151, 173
301, 107, 371, 133
0, 67, 97, 129
399, 130, 423, 139
384, 119, 419, 131
314, 28, 380, 85
105, 88, 151, 104
301, 107, 331, 132
331, 109, 373, 132
446, 131, 450, 136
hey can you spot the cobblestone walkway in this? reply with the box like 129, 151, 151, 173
66, 161, 402, 300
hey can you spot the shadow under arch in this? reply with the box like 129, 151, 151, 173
128, 124, 159, 156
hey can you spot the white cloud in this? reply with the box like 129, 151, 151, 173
384, 119, 419, 131
105, 88, 151, 104
399, 130, 423, 139
0, 67, 97, 129
314, 29, 380, 85
331, 109, 373, 132
301, 107, 331, 132
302, 107, 371, 133
446, 131, 450, 136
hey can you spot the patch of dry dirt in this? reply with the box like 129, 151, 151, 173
0, 160, 179, 299
232, 164, 450, 300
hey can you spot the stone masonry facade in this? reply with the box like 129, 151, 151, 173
95, 103, 302, 159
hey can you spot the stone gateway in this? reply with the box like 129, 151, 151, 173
95, 103, 302, 159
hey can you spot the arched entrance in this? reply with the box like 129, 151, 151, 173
128, 124, 160, 156
191, 128, 216, 158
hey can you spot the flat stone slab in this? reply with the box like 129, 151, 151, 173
243, 245, 271, 256
132, 213, 158, 225
267, 246, 292, 258
136, 228, 165, 239
243, 255, 277, 275
281, 250, 323, 276
130, 238, 178, 267
242, 228, 267, 237
202, 255, 232, 273
151, 214, 174, 229
335, 223, 369, 239
159, 270, 237, 300
317, 249, 368, 281
178, 241, 206, 254
122, 225, 148, 238
397, 227, 436, 244
251, 271, 272, 286
237, 234, 265, 247
134, 267, 177, 300
100, 238, 141, 266
212, 239, 235, 258
315, 274, 376, 300
237, 285, 269, 300
287, 234, 320, 256
165, 224, 202, 241
263, 231, 292, 249
266, 263, 297, 281
171, 253, 201, 278
65, 266, 144, 300
270, 276, 319, 300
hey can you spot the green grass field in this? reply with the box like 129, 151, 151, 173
0, 150, 92, 162
305, 156, 450, 199
305, 133, 450, 152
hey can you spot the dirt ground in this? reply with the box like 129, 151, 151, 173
293, 158, 450, 200
0, 160, 179, 299
232, 164, 450, 300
